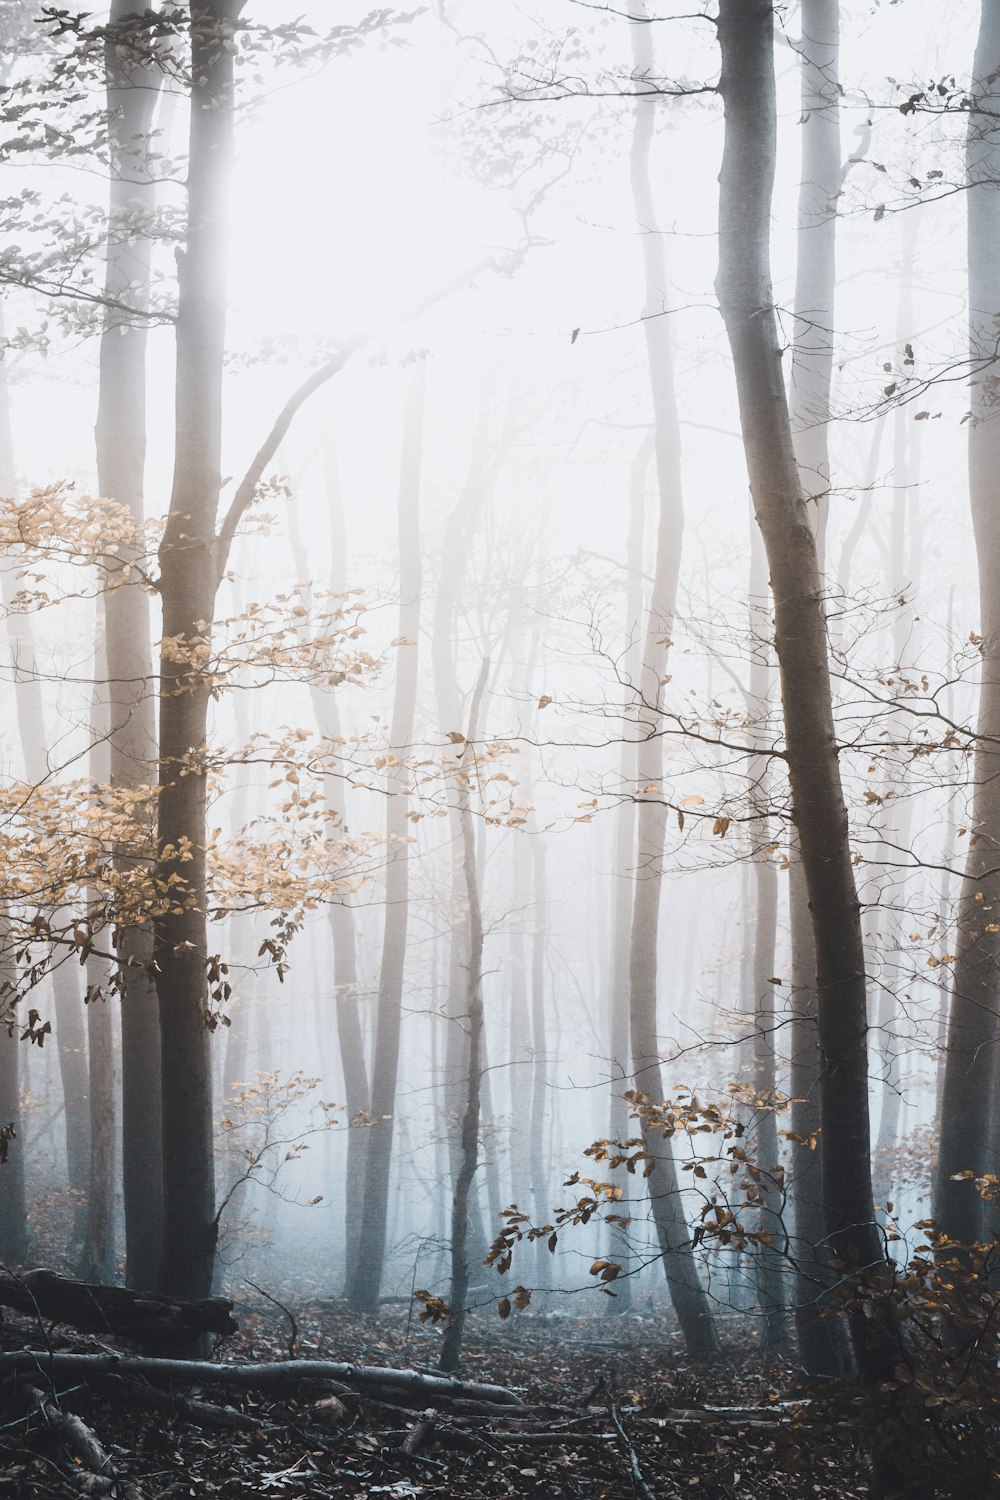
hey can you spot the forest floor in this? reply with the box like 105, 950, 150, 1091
0, 1291, 872, 1498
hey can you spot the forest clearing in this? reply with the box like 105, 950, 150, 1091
0, 1, 997, 1496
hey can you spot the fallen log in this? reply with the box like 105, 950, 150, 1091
0, 1351, 523, 1407
23, 1383, 111, 1475
101, 1374, 271, 1432
0, 1270, 237, 1347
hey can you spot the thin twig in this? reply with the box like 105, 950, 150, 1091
244, 1277, 299, 1360
600, 1378, 658, 1500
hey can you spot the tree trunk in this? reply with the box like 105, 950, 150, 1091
430, 378, 498, 1277
788, 860, 846, 1376
352, 362, 425, 1312
625, 1, 719, 1360
79, 957, 116, 1284
287, 445, 370, 1297
507, 836, 532, 1210
937, 1, 1000, 1247
78, 622, 117, 1284
0, 947, 25, 1264
747, 530, 786, 1346
935, 592, 959, 1123
0, 303, 90, 1221
872, 241, 919, 1213
715, 0, 892, 1392
789, 0, 840, 572
528, 834, 550, 1294
605, 434, 651, 1310
439, 659, 490, 1374
154, 0, 238, 1302
97, 0, 165, 1293
0, 309, 28, 1265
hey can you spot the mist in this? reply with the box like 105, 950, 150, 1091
0, 1, 994, 1495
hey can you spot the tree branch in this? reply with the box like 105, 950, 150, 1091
214, 249, 528, 580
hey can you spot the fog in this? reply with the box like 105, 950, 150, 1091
0, 0, 997, 1428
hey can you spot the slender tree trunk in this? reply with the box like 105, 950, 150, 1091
352, 363, 425, 1312
507, 838, 531, 1212
625, 2, 719, 1359
605, 434, 650, 1310
937, 1, 1000, 1247
789, 0, 840, 572
154, 0, 238, 1302
97, 0, 165, 1293
0, 302, 90, 1222
287, 446, 369, 1297
935, 593, 958, 1123
0, 942, 25, 1264
747, 530, 786, 1345
479, 1027, 502, 1244
528, 835, 551, 1294
439, 660, 489, 1374
872, 253, 919, 1211
715, 0, 893, 1396
504, 601, 540, 1245
219, 575, 261, 1114
0, 309, 28, 1264
430, 379, 498, 1274
78, 622, 116, 1283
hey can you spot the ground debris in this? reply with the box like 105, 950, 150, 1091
0, 1302, 867, 1497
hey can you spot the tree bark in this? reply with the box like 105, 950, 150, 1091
0, 945, 25, 1264
0, 1349, 521, 1406
0, 1269, 236, 1346
286, 447, 370, 1296
154, 0, 238, 1302
605, 434, 651, 1310
352, 362, 425, 1312
439, 659, 490, 1373
789, 0, 840, 572
96, 0, 165, 1293
715, 0, 892, 1390
747, 530, 786, 1345
0, 307, 28, 1265
528, 832, 550, 1294
625, 1, 719, 1359
937, 0, 1000, 1247
78, 621, 117, 1285
0, 301, 90, 1222
788, 858, 846, 1377
872, 235, 919, 1212
430, 376, 499, 1277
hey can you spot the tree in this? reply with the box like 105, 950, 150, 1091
439, 657, 489, 1373
624, 1, 719, 1361
789, 0, 841, 571
935, 0, 1000, 1249
714, 0, 894, 1398
153, 0, 242, 1303
96, 0, 166, 1293
78, 620, 115, 1284
352, 361, 426, 1313
286, 446, 369, 1298
745, 528, 786, 1346
786, 0, 850, 1377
